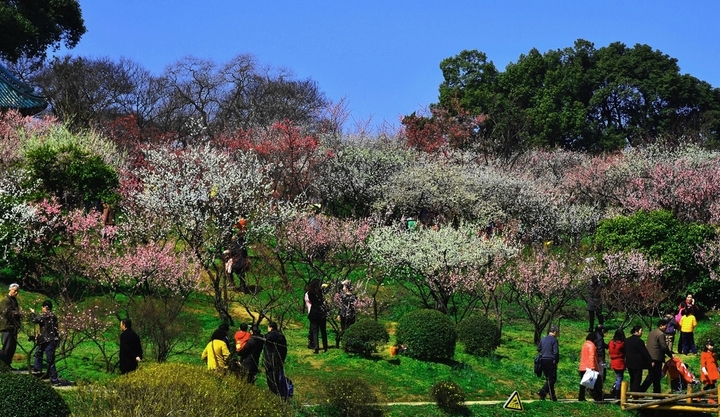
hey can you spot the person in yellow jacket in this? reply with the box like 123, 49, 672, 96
202, 329, 231, 373
679, 308, 698, 355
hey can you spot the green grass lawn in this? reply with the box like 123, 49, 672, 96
15, 288, 718, 416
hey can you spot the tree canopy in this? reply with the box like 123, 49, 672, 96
0, 0, 86, 63
427, 39, 720, 153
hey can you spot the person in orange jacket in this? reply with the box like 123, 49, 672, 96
579, 333, 602, 401
701, 340, 719, 391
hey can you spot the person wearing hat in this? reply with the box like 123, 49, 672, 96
536, 325, 560, 401
30, 300, 62, 385
0, 283, 22, 367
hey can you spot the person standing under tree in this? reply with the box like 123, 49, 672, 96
337, 280, 357, 337
586, 276, 604, 332
119, 318, 143, 374
536, 325, 559, 401
30, 300, 63, 385
0, 283, 21, 367
238, 325, 264, 384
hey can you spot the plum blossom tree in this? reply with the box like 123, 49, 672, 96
126, 144, 278, 324
593, 250, 666, 329
313, 136, 412, 217
368, 224, 518, 322
506, 250, 584, 343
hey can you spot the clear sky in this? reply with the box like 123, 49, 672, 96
58, 1, 720, 132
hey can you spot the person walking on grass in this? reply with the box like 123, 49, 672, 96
700, 340, 719, 394
640, 319, 674, 393
119, 318, 143, 374
264, 322, 288, 398
238, 325, 264, 384
30, 300, 63, 385
624, 325, 651, 395
579, 333, 602, 401
608, 328, 626, 399
536, 325, 559, 401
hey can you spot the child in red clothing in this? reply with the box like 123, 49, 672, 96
662, 356, 697, 393
234, 323, 251, 352
701, 340, 719, 391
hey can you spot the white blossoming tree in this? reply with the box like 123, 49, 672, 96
368, 224, 518, 323
126, 144, 278, 324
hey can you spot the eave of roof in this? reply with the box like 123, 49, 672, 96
0, 64, 48, 115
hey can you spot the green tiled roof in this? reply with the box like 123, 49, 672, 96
0, 64, 48, 115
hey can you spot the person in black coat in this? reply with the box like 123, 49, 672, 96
119, 318, 143, 374
238, 325, 264, 384
624, 325, 652, 395
307, 279, 328, 354
263, 322, 288, 397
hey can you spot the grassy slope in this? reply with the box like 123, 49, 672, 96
15, 289, 715, 416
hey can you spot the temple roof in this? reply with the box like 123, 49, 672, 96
0, 64, 48, 116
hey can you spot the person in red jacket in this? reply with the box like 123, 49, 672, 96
701, 340, 719, 392
608, 328, 626, 399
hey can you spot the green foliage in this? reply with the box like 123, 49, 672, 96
69, 362, 292, 417
24, 143, 119, 206
342, 318, 389, 356
435, 40, 720, 153
699, 325, 720, 347
0, 373, 71, 417
396, 309, 457, 361
594, 210, 715, 293
429, 380, 466, 410
0, 0, 86, 62
456, 316, 501, 357
321, 376, 383, 417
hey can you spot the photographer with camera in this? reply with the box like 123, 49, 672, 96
30, 300, 64, 386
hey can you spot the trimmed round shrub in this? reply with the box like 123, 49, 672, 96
69, 363, 292, 416
0, 372, 70, 417
323, 376, 383, 417
429, 380, 466, 410
342, 318, 390, 356
395, 309, 457, 361
456, 315, 501, 356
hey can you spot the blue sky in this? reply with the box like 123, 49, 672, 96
58, 1, 720, 132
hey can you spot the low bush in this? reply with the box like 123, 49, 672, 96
0, 372, 71, 417
322, 376, 383, 417
429, 380, 466, 410
69, 362, 292, 417
342, 319, 389, 356
456, 315, 501, 356
700, 325, 720, 347
395, 309, 456, 361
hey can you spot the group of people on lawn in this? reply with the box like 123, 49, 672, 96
0, 283, 144, 385
201, 320, 290, 398
537, 293, 718, 402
